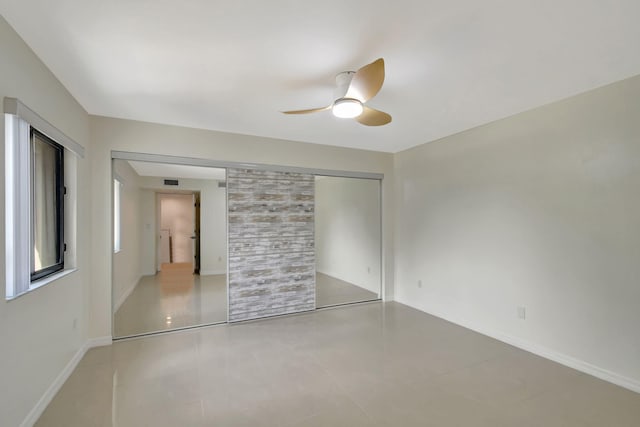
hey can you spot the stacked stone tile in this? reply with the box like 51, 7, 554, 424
227, 168, 315, 321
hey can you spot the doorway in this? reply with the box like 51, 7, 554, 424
157, 191, 200, 274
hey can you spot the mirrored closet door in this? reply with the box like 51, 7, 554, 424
315, 176, 381, 307
112, 159, 227, 338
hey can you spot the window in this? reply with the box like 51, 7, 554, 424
113, 178, 122, 253
5, 97, 84, 299
30, 129, 65, 281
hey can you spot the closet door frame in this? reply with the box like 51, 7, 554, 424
111, 151, 384, 325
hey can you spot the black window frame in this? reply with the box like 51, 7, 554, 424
30, 127, 65, 282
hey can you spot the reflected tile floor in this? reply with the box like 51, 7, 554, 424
316, 273, 379, 308
38, 303, 640, 427
114, 265, 227, 337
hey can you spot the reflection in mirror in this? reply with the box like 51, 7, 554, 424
112, 159, 227, 337
315, 176, 381, 307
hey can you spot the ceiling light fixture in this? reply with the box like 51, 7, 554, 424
332, 98, 363, 118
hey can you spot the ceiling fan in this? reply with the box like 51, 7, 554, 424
282, 58, 392, 126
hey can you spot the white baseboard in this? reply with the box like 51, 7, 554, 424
20, 336, 112, 427
114, 276, 141, 312
200, 269, 226, 276
395, 297, 640, 394
87, 335, 113, 348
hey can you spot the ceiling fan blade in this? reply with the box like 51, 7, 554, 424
281, 106, 331, 114
355, 106, 392, 126
345, 58, 385, 102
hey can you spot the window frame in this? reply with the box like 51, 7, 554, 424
29, 127, 65, 282
5, 98, 84, 300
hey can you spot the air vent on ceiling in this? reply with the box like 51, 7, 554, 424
164, 179, 179, 186
218, 181, 226, 188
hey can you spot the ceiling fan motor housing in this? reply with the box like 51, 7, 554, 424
334, 71, 356, 99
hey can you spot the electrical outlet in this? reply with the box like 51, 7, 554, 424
72, 318, 78, 329
517, 306, 526, 320
218, 256, 222, 262
367, 266, 371, 274
417, 280, 422, 288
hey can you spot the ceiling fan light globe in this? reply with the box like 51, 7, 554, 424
332, 98, 363, 118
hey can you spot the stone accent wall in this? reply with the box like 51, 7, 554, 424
227, 168, 315, 321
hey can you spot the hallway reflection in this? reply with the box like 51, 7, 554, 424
112, 159, 227, 338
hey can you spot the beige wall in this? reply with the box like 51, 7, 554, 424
112, 159, 143, 310
90, 116, 395, 338
139, 189, 157, 275
394, 75, 640, 387
0, 16, 91, 427
198, 180, 226, 275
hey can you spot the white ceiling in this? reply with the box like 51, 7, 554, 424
2, 1, 640, 153
128, 161, 226, 180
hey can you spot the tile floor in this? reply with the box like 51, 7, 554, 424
38, 302, 640, 426
114, 268, 379, 337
